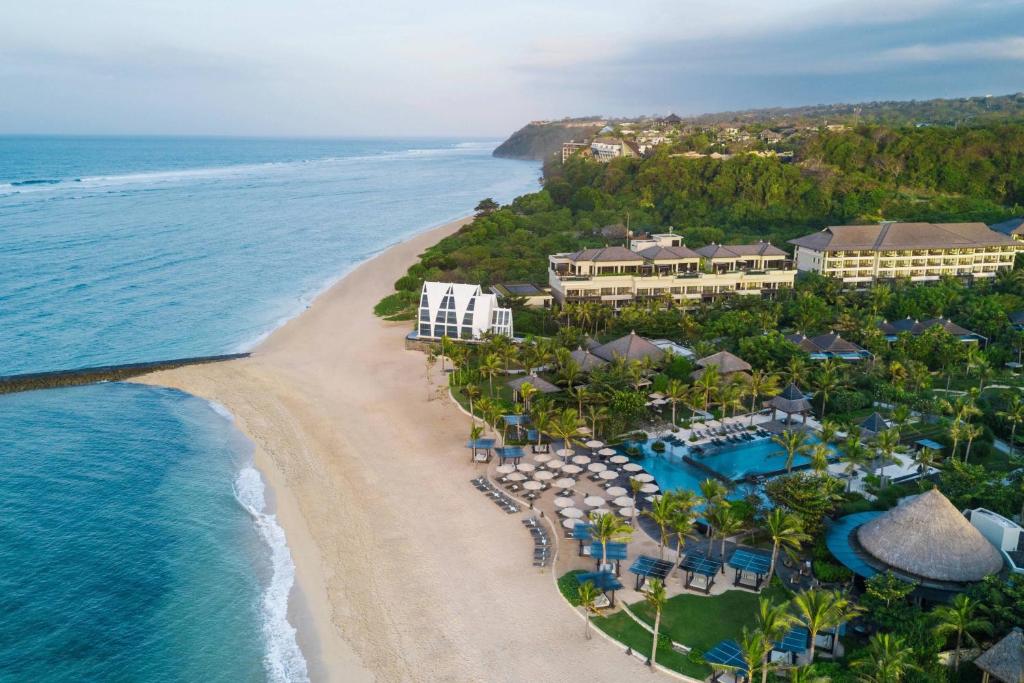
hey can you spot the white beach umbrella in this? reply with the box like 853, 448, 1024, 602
545, 460, 564, 470
577, 426, 592, 435
571, 455, 591, 465
516, 462, 536, 473
613, 496, 635, 507
598, 470, 618, 481
553, 478, 575, 490
587, 462, 607, 473
555, 448, 575, 459
623, 463, 644, 472
632, 473, 655, 483
562, 464, 583, 475
606, 486, 627, 497
619, 506, 636, 517
585, 440, 604, 449
562, 518, 580, 529
609, 455, 629, 464
561, 507, 584, 519
533, 453, 552, 463
507, 472, 527, 482
645, 494, 664, 502
533, 470, 554, 481
523, 480, 543, 491
584, 495, 606, 507
554, 496, 574, 507
640, 483, 660, 494
598, 448, 617, 457
591, 508, 612, 516
496, 464, 516, 474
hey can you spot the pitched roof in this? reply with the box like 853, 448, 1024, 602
991, 217, 1024, 237
878, 316, 978, 338
591, 331, 665, 363
563, 246, 644, 263
789, 222, 1018, 252
570, 347, 608, 372
786, 332, 865, 355
768, 383, 813, 413
694, 242, 787, 259
856, 489, 1004, 583
859, 412, 890, 434
974, 627, 1024, 683
505, 374, 561, 394
637, 245, 701, 261
694, 350, 752, 374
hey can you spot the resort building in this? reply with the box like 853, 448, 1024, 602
590, 331, 665, 364
569, 347, 608, 372
990, 217, 1024, 240
878, 316, 986, 344
589, 137, 639, 162
966, 508, 1024, 575
547, 237, 796, 308
785, 332, 872, 360
560, 140, 590, 163
489, 282, 553, 309
691, 350, 752, 381
788, 221, 1022, 287
416, 282, 513, 341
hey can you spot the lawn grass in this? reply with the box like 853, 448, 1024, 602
594, 611, 703, 677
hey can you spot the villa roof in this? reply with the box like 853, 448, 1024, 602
591, 331, 665, 363
637, 245, 701, 261
768, 383, 812, 413
991, 217, 1024, 237
974, 627, 1024, 683
856, 489, 1004, 584
562, 246, 644, 263
691, 351, 752, 379
789, 222, 1017, 252
506, 374, 561, 394
859, 412, 890, 435
694, 242, 787, 259
878, 316, 979, 339
570, 347, 608, 372
786, 332, 866, 355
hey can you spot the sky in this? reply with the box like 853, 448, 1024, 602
1, 0, 1022, 137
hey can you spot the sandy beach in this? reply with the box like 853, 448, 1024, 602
135, 217, 653, 682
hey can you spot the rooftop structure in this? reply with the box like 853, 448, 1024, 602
786, 332, 871, 360
590, 331, 665, 364
974, 627, 1024, 683
489, 282, 552, 309
767, 383, 813, 423
548, 240, 794, 309
967, 508, 1024, 575
569, 347, 608, 372
506, 374, 561, 395
789, 222, 1022, 287
990, 217, 1024, 240
691, 350, 752, 380
416, 282, 513, 341
858, 412, 891, 438
878, 316, 986, 344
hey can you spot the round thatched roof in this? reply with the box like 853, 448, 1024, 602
857, 489, 1004, 583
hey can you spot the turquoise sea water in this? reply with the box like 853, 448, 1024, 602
0, 136, 539, 681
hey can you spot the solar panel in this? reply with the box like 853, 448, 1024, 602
577, 571, 623, 592
728, 548, 772, 575
590, 541, 628, 561
825, 512, 883, 579
629, 555, 674, 580
773, 626, 809, 654
682, 554, 721, 577
465, 438, 496, 448
703, 639, 747, 674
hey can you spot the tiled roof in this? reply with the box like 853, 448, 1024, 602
878, 317, 977, 338
637, 245, 701, 261
991, 217, 1024, 236
789, 222, 1018, 251
695, 242, 788, 258
563, 246, 644, 263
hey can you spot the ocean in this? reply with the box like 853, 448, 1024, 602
0, 136, 539, 681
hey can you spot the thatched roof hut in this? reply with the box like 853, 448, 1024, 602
767, 383, 812, 415
690, 350, 751, 380
857, 489, 1004, 584
570, 347, 608, 372
591, 331, 665, 364
506, 374, 561, 394
974, 627, 1024, 683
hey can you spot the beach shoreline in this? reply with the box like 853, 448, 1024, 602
134, 214, 649, 681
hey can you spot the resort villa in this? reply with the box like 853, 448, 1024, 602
416, 281, 513, 340
547, 235, 796, 308
789, 221, 1022, 287
878, 316, 986, 344
785, 332, 872, 361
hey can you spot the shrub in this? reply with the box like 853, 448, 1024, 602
652, 441, 667, 453
558, 570, 583, 606
828, 388, 870, 414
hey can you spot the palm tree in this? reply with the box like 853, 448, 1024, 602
851, 633, 919, 683
531, 400, 553, 447
590, 511, 632, 568
645, 494, 678, 559
559, 360, 582, 392
748, 370, 781, 424
818, 419, 840, 446
585, 403, 609, 438
708, 503, 743, 566
644, 579, 668, 668
912, 447, 940, 476
962, 422, 983, 463
932, 594, 992, 672
737, 627, 770, 683
699, 477, 729, 542
787, 665, 830, 683
948, 420, 965, 460
665, 379, 689, 426
551, 408, 582, 454
810, 443, 831, 476
480, 353, 502, 397
669, 502, 700, 573
890, 404, 911, 431
772, 429, 810, 473
785, 356, 808, 385
719, 379, 746, 419
792, 589, 860, 663
765, 508, 810, 581
518, 382, 537, 413
468, 424, 484, 461
997, 394, 1024, 456
872, 428, 902, 485
694, 365, 721, 412
464, 384, 481, 422
814, 360, 843, 418
840, 437, 871, 492
756, 598, 797, 683
577, 580, 602, 640
569, 385, 591, 418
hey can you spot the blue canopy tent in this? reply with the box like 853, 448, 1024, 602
572, 522, 593, 554
772, 625, 810, 664
681, 554, 721, 594
494, 446, 525, 465
914, 438, 943, 452
704, 639, 748, 682
728, 548, 772, 590
589, 541, 628, 575
629, 555, 674, 590
466, 437, 496, 462
576, 570, 624, 607
502, 414, 530, 441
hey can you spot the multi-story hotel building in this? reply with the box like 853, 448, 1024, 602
789, 222, 1022, 287
547, 234, 796, 308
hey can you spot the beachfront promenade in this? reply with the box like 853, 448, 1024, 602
135, 218, 657, 682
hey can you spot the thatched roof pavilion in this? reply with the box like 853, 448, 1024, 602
570, 347, 608, 372
766, 383, 813, 425
857, 489, 1004, 584
591, 331, 665, 364
974, 627, 1024, 683
859, 412, 890, 438
506, 374, 561, 394
690, 350, 751, 380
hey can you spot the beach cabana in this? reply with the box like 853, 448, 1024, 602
494, 446, 525, 465
590, 331, 666, 364
691, 350, 752, 381
772, 626, 810, 665
767, 383, 812, 425
914, 438, 944, 453
681, 554, 721, 594
629, 555, 673, 591
575, 570, 624, 607
786, 332, 872, 361
466, 437, 496, 462
570, 346, 608, 372
728, 548, 772, 590
704, 639, 749, 682
590, 541, 628, 574
974, 627, 1024, 683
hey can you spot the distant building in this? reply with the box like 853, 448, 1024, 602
561, 140, 590, 163
691, 350, 752, 381
789, 221, 1022, 287
589, 137, 639, 162
785, 332, 871, 360
878, 316, 986, 344
547, 235, 795, 308
991, 217, 1024, 241
759, 129, 783, 143
490, 283, 553, 308
417, 282, 513, 340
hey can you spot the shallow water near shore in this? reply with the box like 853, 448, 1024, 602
0, 136, 539, 681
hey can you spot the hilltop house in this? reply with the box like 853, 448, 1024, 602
589, 137, 639, 162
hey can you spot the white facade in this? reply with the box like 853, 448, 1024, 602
417, 282, 513, 340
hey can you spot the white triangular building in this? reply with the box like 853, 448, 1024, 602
417, 282, 513, 340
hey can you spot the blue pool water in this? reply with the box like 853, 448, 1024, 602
0, 136, 540, 681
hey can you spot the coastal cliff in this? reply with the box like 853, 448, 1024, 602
492, 120, 602, 161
